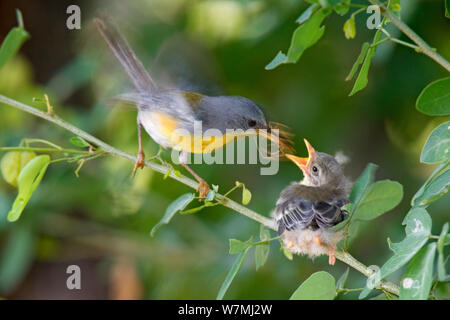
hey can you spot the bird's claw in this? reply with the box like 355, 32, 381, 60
197, 180, 210, 200
132, 151, 145, 176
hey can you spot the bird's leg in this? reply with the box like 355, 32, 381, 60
328, 246, 336, 266
132, 119, 145, 176
179, 152, 210, 199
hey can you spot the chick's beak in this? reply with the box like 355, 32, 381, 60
286, 139, 316, 176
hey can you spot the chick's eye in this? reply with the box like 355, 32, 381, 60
312, 166, 318, 173
248, 119, 257, 127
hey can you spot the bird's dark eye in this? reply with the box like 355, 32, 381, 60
248, 119, 257, 127
312, 166, 318, 173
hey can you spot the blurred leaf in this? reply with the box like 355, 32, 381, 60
446, 0, 450, 18
416, 77, 450, 116
0, 222, 34, 294
216, 245, 251, 300
265, 9, 331, 70
433, 281, 450, 299
389, 0, 401, 17
70, 136, 90, 148
349, 27, 383, 96
1, 151, 36, 186
242, 186, 251, 205
265, 51, 287, 70
286, 9, 330, 63
334, 0, 350, 15
373, 208, 431, 287
282, 247, 293, 260
0, 10, 29, 71
399, 243, 436, 300
352, 180, 403, 221
420, 121, 450, 164
336, 267, 349, 290
296, 3, 319, 24
412, 161, 449, 207
229, 238, 252, 254
412, 165, 449, 208
290, 271, 336, 300
437, 222, 449, 281
150, 193, 195, 237
8, 155, 50, 222
346, 42, 370, 81
255, 225, 270, 271
343, 16, 356, 39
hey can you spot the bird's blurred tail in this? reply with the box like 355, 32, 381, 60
94, 14, 156, 93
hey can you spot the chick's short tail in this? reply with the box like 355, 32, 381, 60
94, 15, 156, 93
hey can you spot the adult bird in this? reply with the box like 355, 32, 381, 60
94, 15, 293, 198
272, 139, 351, 265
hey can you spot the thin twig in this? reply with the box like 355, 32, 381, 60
0, 94, 400, 296
369, 0, 450, 72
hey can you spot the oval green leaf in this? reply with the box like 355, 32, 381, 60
420, 121, 450, 164
290, 271, 336, 300
416, 77, 450, 116
0, 23, 29, 70
399, 243, 436, 300
353, 180, 403, 221
7, 155, 50, 222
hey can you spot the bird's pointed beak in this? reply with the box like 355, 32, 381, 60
286, 139, 316, 176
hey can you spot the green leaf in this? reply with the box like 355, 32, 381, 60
437, 222, 449, 281
0, 10, 29, 71
255, 225, 270, 271
433, 282, 450, 299
216, 245, 251, 300
343, 16, 356, 39
352, 180, 403, 221
265, 51, 287, 70
412, 161, 449, 207
242, 187, 252, 205
336, 267, 349, 290
416, 77, 450, 116
420, 121, 450, 164
282, 247, 293, 260
229, 238, 252, 254
349, 163, 378, 204
69, 136, 91, 148
205, 189, 215, 202
399, 243, 436, 300
290, 271, 336, 300
150, 193, 195, 237
349, 27, 383, 96
286, 9, 331, 63
346, 42, 370, 82
412, 165, 449, 207
372, 208, 432, 287
266, 8, 331, 70
8, 155, 50, 222
1, 151, 36, 187
296, 3, 319, 24
0, 222, 34, 293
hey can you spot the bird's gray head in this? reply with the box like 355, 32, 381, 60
199, 95, 267, 132
286, 139, 346, 189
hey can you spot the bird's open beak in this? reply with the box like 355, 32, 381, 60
285, 139, 316, 176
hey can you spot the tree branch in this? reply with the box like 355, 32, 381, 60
369, 0, 450, 72
0, 94, 399, 296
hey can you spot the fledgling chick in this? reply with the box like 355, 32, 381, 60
272, 139, 352, 265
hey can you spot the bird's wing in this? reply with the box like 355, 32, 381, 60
275, 196, 348, 236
